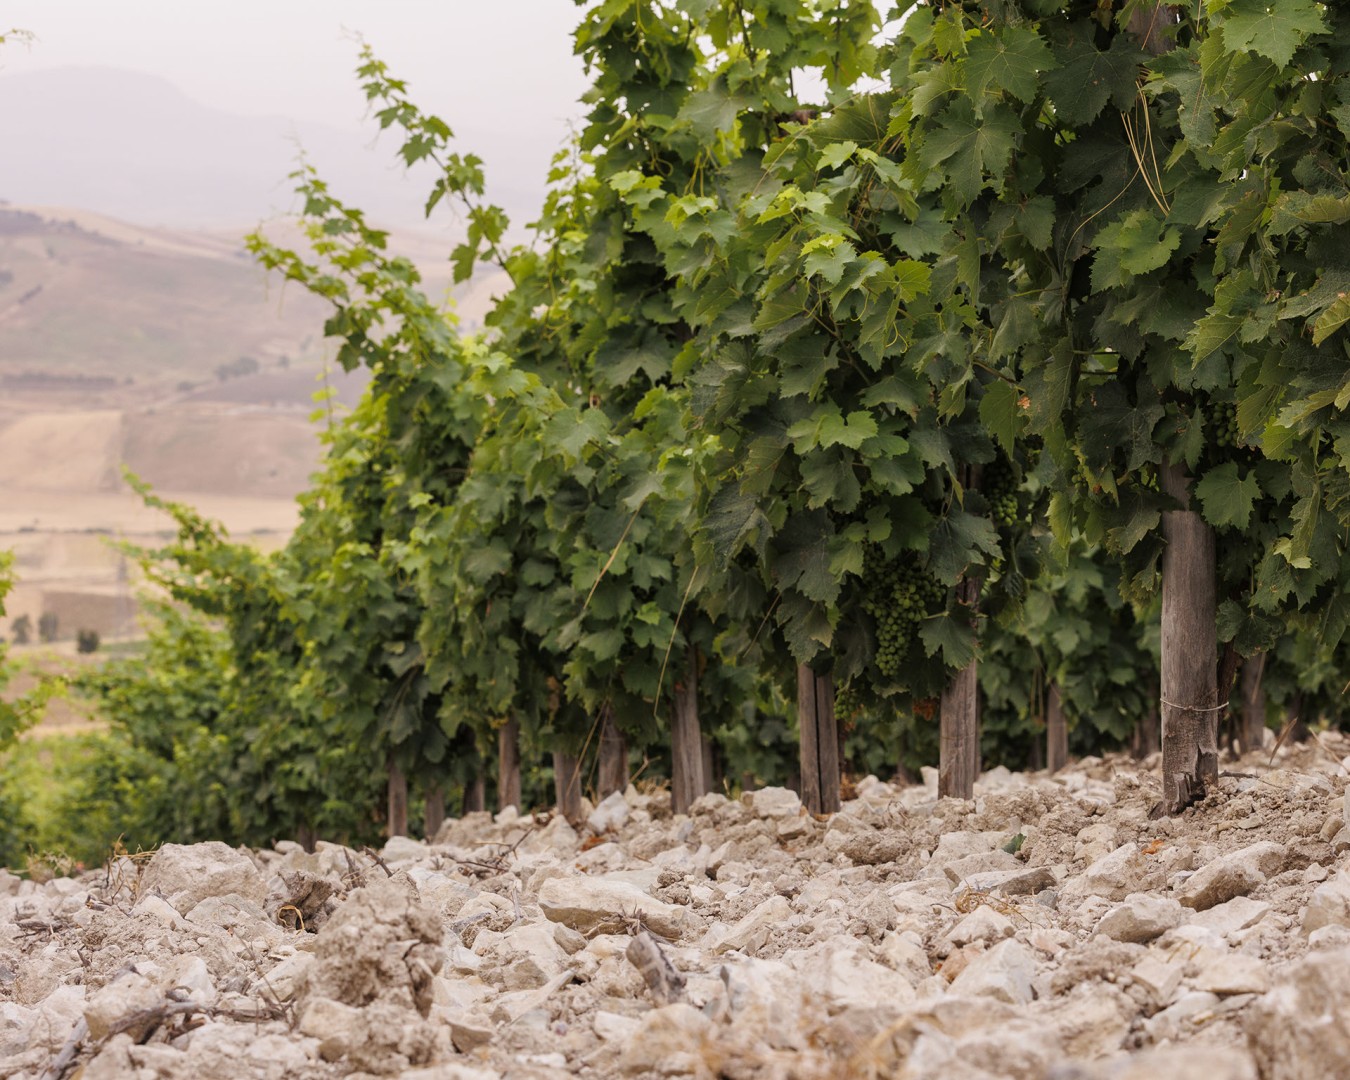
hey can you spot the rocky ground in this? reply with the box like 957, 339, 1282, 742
7, 740, 1350, 1080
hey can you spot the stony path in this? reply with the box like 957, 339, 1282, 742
5, 742, 1350, 1079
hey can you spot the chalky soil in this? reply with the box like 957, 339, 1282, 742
6, 740, 1350, 1079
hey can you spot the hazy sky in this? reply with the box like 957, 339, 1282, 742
3, 1, 589, 129
1, 2, 592, 229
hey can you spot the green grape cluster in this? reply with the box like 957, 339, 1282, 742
861, 547, 946, 678
982, 454, 1019, 528
834, 681, 862, 723
1209, 401, 1240, 449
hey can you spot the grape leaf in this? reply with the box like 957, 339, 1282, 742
816, 140, 858, 170
1313, 293, 1350, 346
1221, 0, 1327, 69
979, 379, 1023, 456
1195, 462, 1260, 529
1045, 33, 1145, 126
922, 99, 1020, 205
1091, 210, 1181, 292
965, 25, 1054, 105
919, 612, 978, 670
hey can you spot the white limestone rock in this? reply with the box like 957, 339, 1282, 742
538, 876, 705, 940
948, 939, 1036, 1004
1303, 869, 1350, 936
1248, 946, 1350, 1079
743, 787, 802, 820
1189, 950, 1269, 996
139, 842, 267, 915
1064, 843, 1146, 901
1094, 893, 1185, 943
587, 790, 631, 835
704, 894, 791, 955
943, 906, 1015, 948
84, 971, 162, 1042
1189, 895, 1270, 936
1177, 841, 1283, 911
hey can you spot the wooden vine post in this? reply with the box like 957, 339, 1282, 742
553, 750, 582, 821
424, 788, 445, 838
1158, 461, 1218, 814
797, 665, 840, 815
938, 575, 980, 800
1239, 653, 1266, 755
1045, 683, 1068, 774
670, 650, 707, 814
463, 775, 486, 814
1131, 680, 1161, 760
387, 758, 408, 838
598, 706, 629, 798
498, 717, 522, 813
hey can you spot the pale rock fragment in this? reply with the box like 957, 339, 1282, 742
1176, 841, 1283, 910
1129, 951, 1184, 1006
943, 849, 1022, 884
163, 953, 216, 1003
254, 951, 313, 1001
185, 894, 278, 944
619, 1002, 711, 1075
298, 997, 363, 1061
878, 930, 934, 985
140, 841, 267, 915
1094, 893, 1185, 943
1074, 821, 1117, 864
380, 835, 426, 865
786, 937, 917, 1018
1063, 843, 1145, 901
587, 790, 630, 835
401, 1064, 503, 1080
448, 1014, 495, 1052
1188, 895, 1270, 935
705, 840, 735, 877
0, 1002, 33, 1057
948, 938, 1036, 1004
83, 970, 162, 1042
29, 984, 85, 1051
1040, 984, 1136, 1060
927, 830, 1002, 869
491, 921, 568, 991
1308, 924, 1350, 949
593, 1009, 641, 1042
538, 876, 704, 940
553, 923, 587, 955
131, 893, 185, 929
942, 905, 1015, 948
1189, 949, 1268, 995
1302, 868, 1350, 935
743, 786, 802, 819
1145, 990, 1221, 1043
1248, 946, 1350, 1079
705, 894, 791, 955
1048, 1045, 1257, 1080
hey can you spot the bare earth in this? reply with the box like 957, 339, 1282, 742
0, 204, 512, 646
5, 742, 1350, 1079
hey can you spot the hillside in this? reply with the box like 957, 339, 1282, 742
0, 204, 510, 643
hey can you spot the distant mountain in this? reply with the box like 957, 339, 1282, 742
0, 204, 510, 387
0, 66, 545, 233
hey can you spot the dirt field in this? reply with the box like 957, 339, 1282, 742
6, 745, 1350, 1078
